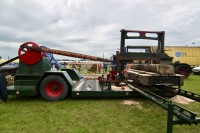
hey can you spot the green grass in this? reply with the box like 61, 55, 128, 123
182, 74, 200, 94
0, 74, 200, 133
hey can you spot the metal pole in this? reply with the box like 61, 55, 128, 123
103, 53, 104, 76
167, 102, 174, 133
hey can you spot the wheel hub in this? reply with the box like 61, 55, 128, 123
45, 81, 62, 97
52, 85, 59, 91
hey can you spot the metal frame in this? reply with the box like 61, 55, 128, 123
118, 29, 167, 64
127, 83, 200, 133
120, 29, 165, 53
116, 29, 173, 81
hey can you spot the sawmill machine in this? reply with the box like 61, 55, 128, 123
113, 29, 192, 80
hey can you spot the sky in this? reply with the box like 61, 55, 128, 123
0, 0, 200, 60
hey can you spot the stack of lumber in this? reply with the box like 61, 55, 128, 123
125, 64, 183, 86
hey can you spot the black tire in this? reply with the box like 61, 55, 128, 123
193, 72, 200, 75
39, 75, 69, 101
174, 64, 192, 79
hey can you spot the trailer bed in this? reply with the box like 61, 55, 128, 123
73, 80, 101, 91
71, 79, 139, 98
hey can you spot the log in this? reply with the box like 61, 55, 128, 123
157, 64, 174, 75
129, 64, 174, 75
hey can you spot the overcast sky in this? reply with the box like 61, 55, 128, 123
0, 0, 200, 60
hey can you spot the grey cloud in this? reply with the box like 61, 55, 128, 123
0, 0, 200, 59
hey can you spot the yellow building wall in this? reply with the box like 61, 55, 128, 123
164, 46, 200, 66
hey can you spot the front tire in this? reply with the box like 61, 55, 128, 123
39, 75, 69, 101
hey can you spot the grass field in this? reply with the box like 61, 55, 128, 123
0, 74, 200, 133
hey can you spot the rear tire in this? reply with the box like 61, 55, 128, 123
39, 75, 69, 101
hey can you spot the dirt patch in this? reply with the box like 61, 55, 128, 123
122, 100, 143, 109
122, 100, 140, 105
170, 95, 195, 104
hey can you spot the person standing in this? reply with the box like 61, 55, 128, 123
103, 63, 108, 73
98, 63, 102, 74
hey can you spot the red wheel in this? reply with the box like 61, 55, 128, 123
18, 42, 43, 64
45, 81, 63, 97
39, 75, 69, 101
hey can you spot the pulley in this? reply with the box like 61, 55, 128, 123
18, 42, 43, 65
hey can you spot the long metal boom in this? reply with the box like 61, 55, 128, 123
0, 56, 19, 67
21, 45, 112, 62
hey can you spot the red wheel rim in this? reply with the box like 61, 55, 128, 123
45, 81, 63, 97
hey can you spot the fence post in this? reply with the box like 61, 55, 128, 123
167, 102, 174, 133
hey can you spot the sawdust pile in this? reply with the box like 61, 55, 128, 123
170, 95, 195, 104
